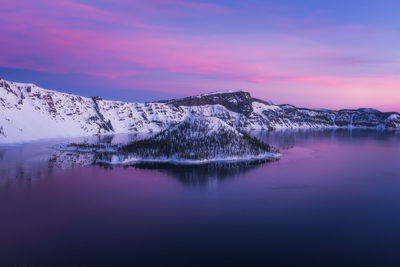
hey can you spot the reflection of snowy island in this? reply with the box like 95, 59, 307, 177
95, 116, 280, 165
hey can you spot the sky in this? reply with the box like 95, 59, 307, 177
1, 0, 399, 111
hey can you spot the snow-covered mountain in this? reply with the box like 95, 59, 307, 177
96, 116, 278, 165
1, 78, 399, 143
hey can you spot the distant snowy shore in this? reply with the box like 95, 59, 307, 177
96, 152, 281, 166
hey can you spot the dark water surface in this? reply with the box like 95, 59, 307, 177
1, 130, 400, 266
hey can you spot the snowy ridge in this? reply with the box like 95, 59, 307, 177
1, 78, 399, 143
199, 90, 246, 97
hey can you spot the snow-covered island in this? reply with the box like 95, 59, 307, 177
94, 116, 280, 166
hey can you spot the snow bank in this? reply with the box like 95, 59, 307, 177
96, 152, 281, 166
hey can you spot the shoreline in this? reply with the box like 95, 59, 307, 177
96, 152, 281, 166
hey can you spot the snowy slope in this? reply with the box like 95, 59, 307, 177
0, 79, 186, 143
1, 78, 399, 143
0, 80, 104, 143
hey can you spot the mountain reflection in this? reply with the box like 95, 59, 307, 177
48, 151, 96, 169
127, 161, 274, 188
252, 129, 400, 149
0, 150, 94, 188
0, 130, 399, 188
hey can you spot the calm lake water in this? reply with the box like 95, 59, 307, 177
1, 130, 400, 266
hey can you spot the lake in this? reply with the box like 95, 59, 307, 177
1, 130, 400, 266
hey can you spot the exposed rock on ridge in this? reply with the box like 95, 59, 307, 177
1, 79, 399, 143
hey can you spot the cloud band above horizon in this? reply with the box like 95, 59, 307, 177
1, 0, 399, 111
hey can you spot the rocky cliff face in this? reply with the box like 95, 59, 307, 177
1, 78, 399, 143
161, 91, 256, 115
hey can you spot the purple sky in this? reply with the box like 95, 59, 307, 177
1, 0, 399, 110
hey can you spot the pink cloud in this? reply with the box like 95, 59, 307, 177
105, 0, 233, 15
0, 0, 399, 111
0, 0, 389, 79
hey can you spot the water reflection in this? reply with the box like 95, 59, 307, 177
48, 151, 96, 169
252, 129, 400, 149
1, 130, 400, 266
0, 130, 399, 188
65, 132, 152, 145
0, 133, 149, 187
106, 161, 273, 188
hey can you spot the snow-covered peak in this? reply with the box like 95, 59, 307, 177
198, 90, 247, 97
96, 115, 276, 164
159, 115, 240, 139
163, 89, 256, 115
357, 108, 380, 113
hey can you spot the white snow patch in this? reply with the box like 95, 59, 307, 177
97, 152, 281, 166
